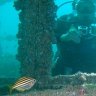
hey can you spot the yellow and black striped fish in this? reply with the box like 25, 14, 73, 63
10, 77, 36, 94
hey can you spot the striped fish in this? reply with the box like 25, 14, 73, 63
10, 77, 36, 94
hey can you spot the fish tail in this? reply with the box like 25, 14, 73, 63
7, 84, 13, 95
9, 88, 13, 95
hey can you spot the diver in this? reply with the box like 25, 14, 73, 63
52, 0, 96, 76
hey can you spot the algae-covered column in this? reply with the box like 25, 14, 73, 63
14, 0, 57, 81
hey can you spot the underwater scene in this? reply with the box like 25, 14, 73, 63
1, 0, 96, 95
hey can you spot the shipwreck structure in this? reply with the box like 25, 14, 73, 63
12, 0, 96, 89
14, 0, 57, 87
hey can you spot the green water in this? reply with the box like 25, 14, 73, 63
0, 55, 20, 78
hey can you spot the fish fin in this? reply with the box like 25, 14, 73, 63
7, 84, 13, 95
16, 87, 25, 92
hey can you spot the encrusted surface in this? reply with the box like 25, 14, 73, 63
14, 0, 57, 81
